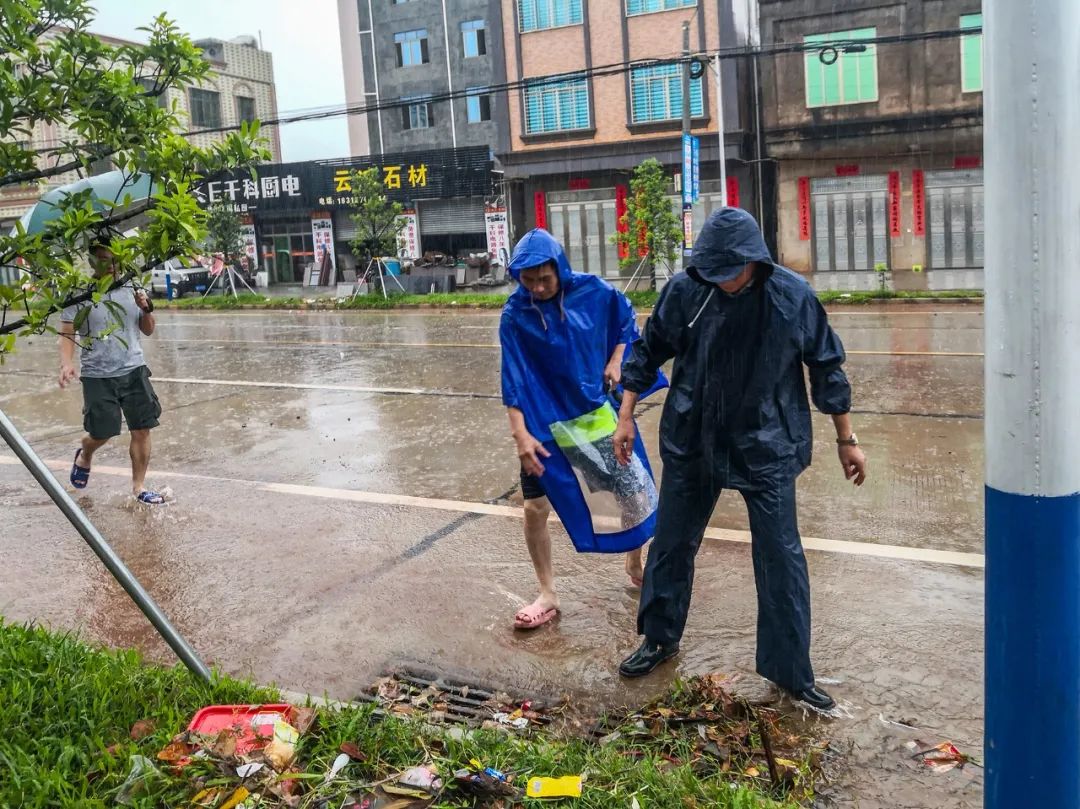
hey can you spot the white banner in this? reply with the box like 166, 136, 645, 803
485, 205, 509, 264
311, 214, 335, 284
240, 222, 258, 271
397, 209, 420, 259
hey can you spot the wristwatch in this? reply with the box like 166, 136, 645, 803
836, 433, 859, 447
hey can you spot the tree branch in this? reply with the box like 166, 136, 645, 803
0, 146, 116, 187
0, 270, 138, 336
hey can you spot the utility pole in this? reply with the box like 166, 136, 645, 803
747, 0, 765, 226
711, 54, 727, 207
680, 21, 692, 263
985, 1, 1080, 806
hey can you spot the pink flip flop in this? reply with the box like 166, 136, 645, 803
629, 575, 644, 588
514, 603, 559, 630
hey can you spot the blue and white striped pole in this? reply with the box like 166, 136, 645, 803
985, 1, 1080, 805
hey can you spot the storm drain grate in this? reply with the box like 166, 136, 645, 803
353, 665, 561, 729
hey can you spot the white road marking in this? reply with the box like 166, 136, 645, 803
0, 455, 985, 569
150, 376, 494, 399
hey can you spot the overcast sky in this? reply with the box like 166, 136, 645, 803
90, 0, 351, 162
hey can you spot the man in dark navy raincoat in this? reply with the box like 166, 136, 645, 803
613, 208, 867, 711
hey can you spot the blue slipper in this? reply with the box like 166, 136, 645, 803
135, 490, 166, 505
70, 449, 90, 489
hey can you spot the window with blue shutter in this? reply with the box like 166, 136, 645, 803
630, 64, 703, 122
518, 0, 583, 33
524, 75, 590, 134
626, 0, 695, 16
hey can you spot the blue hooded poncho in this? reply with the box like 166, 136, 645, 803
500, 229, 666, 553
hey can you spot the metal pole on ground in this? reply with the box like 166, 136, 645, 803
0, 409, 212, 682
985, 1, 1080, 805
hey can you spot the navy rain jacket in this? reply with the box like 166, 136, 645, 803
622, 209, 851, 490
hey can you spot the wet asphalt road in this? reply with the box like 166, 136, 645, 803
0, 303, 985, 808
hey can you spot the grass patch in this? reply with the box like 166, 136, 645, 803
0, 621, 826, 808
158, 287, 981, 314
816, 289, 983, 304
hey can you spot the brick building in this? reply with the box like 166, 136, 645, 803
759, 0, 983, 291
498, 0, 752, 279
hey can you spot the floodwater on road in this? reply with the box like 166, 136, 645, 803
0, 303, 985, 808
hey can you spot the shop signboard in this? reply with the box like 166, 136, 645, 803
198, 146, 493, 214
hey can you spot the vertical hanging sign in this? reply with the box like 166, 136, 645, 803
310, 212, 335, 272
691, 136, 700, 203
484, 203, 509, 259
534, 191, 548, 230
888, 171, 902, 237
615, 184, 629, 260
912, 170, 926, 236
239, 217, 258, 270
725, 176, 740, 209
397, 209, 420, 258
797, 177, 812, 241
681, 134, 694, 206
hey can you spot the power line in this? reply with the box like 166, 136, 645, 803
186, 25, 981, 140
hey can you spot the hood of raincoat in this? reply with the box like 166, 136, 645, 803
686, 207, 774, 285
507, 228, 574, 292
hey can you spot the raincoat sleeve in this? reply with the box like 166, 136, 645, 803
622, 282, 679, 394
610, 287, 637, 348
499, 314, 528, 410
801, 295, 851, 414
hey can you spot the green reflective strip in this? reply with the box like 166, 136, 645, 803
550, 402, 618, 449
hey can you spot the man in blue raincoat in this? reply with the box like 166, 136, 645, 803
613, 208, 867, 711
501, 228, 660, 630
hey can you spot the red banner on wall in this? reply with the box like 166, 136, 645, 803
533, 191, 547, 230
888, 171, 902, 237
726, 176, 740, 209
835, 164, 860, 177
912, 170, 926, 237
615, 184, 629, 260
797, 177, 811, 241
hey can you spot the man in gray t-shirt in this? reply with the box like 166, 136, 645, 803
59, 242, 165, 505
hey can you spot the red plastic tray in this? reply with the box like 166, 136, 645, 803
187, 704, 295, 756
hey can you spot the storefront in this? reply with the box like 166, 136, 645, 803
200, 145, 497, 286
777, 156, 985, 291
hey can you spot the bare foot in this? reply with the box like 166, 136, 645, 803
625, 552, 644, 588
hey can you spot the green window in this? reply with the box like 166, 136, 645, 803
803, 27, 878, 108
960, 14, 983, 93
